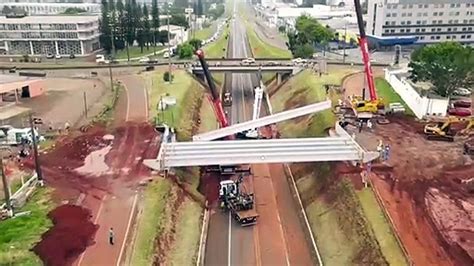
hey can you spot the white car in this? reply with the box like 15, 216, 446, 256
454, 88, 471, 96
139, 57, 150, 63
163, 52, 170, 58
55, 54, 62, 59
292, 58, 307, 64
241, 58, 256, 65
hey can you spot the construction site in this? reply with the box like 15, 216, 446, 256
0, 0, 472, 265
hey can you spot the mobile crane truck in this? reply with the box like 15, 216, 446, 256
219, 174, 258, 226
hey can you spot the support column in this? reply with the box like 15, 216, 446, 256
54, 41, 59, 55
277, 73, 282, 85
29, 41, 34, 55
4, 41, 9, 53
80, 40, 84, 55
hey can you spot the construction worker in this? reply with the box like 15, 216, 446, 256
109, 227, 115, 245
385, 144, 391, 161
377, 140, 384, 161
367, 120, 373, 131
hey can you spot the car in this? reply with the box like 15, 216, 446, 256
266, 61, 278, 66
46, 53, 54, 59
55, 54, 62, 59
163, 52, 170, 58
292, 58, 307, 64
448, 107, 472, 117
454, 88, 471, 96
139, 57, 150, 63
241, 58, 256, 65
452, 99, 471, 108
69, 54, 76, 59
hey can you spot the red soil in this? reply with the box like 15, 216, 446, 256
33, 204, 98, 266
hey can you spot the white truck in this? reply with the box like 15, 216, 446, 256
0, 125, 44, 146
96, 54, 109, 64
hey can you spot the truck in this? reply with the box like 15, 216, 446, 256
223, 92, 232, 106
96, 54, 109, 64
219, 175, 258, 226
0, 125, 44, 146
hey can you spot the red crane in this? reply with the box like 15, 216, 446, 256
353, 0, 377, 102
195, 49, 229, 128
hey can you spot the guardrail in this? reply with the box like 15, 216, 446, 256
1, 173, 38, 211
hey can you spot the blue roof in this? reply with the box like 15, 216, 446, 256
367, 35, 418, 46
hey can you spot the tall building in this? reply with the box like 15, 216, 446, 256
367, 0, 474, 44
0, 15, 100, 56
0, 3, 101, 15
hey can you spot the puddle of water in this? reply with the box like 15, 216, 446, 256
75, 145, 112, 177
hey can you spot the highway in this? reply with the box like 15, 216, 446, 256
204, 1, 314, 265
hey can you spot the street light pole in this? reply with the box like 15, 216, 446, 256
29, 113, 43, 185
343, 24, 347, 63
167, 5, 172, 83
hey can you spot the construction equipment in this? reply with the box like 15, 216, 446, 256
424, 116, 473, 142
219, 174, 258, 226
351, 0, 384, 114
0, 125, 43, 146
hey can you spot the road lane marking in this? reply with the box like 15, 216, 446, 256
143, 78, 149, 120
253, 214, 262, 266
228, 211, 232, 266
116, 193, 138, 266
77, 195, 107, 266
122, 79, 131, 121
269, 177, 290, 266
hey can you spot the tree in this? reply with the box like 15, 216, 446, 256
109, 0, 117, 54
2, 6, 12, 15
207, 4, 225, 19
409, 42, 473, 98
188, 38, 202, 50
287, 15, 334, 58
100, 0, 112, 53
174, 0, 188, 9
115, 0, 126, 50
293, 43, 314, 58
157, 30, 169, 45
143, 4, 151, 50
151, 0, 160, 48
196, 0, 203, 16
177, 43, 194, 59
170, 14, 189, 29
124, 0, 135, 59
135, 4, 145, 53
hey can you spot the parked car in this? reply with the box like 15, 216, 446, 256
448, 106, 472, 117
454, 88, 471, 96
241, 58, 256, 65
69, 54, 76, 59
139, 57, 150, 63
452, 99, 471, 108
46, 53, 54, 59
55, 54, 62, 59
292, 58, 307, 64
96, 54, 109, 64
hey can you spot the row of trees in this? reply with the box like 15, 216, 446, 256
286, 15, 334, 58
409, 42, 473, 97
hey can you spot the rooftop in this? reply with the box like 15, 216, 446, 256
0, 74, 41, 85
0, 15, 99, 24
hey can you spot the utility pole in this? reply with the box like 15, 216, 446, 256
343, 24, 347, 63
29, 113, 43, 186
83, 91, 88, 118
167, 4, 172, 83
1, 157, 13, 217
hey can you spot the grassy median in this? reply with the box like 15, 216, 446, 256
203, 26, 230, 58
375, 78, 414, 116
245, 24, 292, 59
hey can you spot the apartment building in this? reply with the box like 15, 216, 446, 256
0, 3, 101, 15
0, 15, 100, 56
367, 0, 474, 44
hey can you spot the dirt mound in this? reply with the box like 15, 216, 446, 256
33, 204, 98, 266
198, 172, 220, 207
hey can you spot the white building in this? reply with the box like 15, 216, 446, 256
158, 25, 188, 46
0, 3, 101, 15
0, 15, 100, 56
367, 0, 474, 44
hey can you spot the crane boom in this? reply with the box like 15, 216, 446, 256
195, 49, 229, 128
354, 0, 377, 101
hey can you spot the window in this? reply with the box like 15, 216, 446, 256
408, 13, 412, 17
419, 36, 425, 40
392, 4, 398, 8
436, 36, 440, 40
417, 12, 422, 17
452, 35, 456, 39
461, 35, 466, 39
385, 21, 390, 25
448, 28, 452, 32
464, 20, 468, 24
467, 35, 472, 39
462, 27, 466, 31
407, 21, 412, 25
453, 27, 457, 31
401, 21, 406, 25
431, 36, 435, 39
408, 4, 413, 8
467, 4, 471, 7
438, 20, 442, 24
406, 29, 411, 33
432, 20, 437, 24
421, 28, 426, 32
401, 29, 405, 33
439, 12, 443, 16
449, 20, 453, 23
450, 3, 455, 8
454, 20, 459, 23
387, 13, 391, 17
468, 27, 472, 31
471, 20, 474, 23
418, 4, 422, 8
423, 13, 428, 17
387, 4, 391, 9
402, 13, 406, 17
433, 12, 438, 16
384, 29, 389, 33
402, 4, 406, 9
392, 13, 397, 17
431, 28, 436, 32
416, 20, 421, 25
422, 20, 427, 25
415, 28, 420, 32
455, 12, 459, 16
424, 4, 428, 8
390, 29, 395, 33
391, 21, 396, 25
437, 28, 441, 32
447, 35, 451, 39
456, 3, 460, 7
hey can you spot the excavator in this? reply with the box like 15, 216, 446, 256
350, 0, 384, 114
424, 116, 473, 142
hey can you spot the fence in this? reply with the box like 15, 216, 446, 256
384, 68, 448, 119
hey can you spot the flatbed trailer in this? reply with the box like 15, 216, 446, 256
227, 194, 258, 226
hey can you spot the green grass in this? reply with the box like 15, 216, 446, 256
271, 69, 358, 137
245, 22, 292, 58
194, 26, 215, 41
198, 96, 219, 134
168, 199, 203, 265
262, 73, 274, 84
357, 189, 408, 266
129, 179, 172, 266
115, 46, 164, 60
203, 26, 230, 58
0, 188, 54, 265
375, 78, 414, 116
306, 199, 358, 265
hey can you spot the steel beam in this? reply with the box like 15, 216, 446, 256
193, 100, 332, 141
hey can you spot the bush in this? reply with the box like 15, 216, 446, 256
278, 25, 286, 33
163, 71, 174, 82
178, 43, 194, 59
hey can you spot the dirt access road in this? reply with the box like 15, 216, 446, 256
344, 72, 474, 265
32, 73, 158, 266
203, 8, 314, 266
